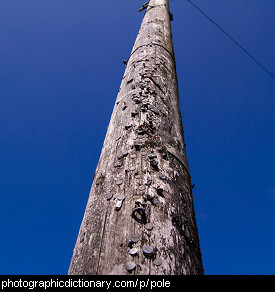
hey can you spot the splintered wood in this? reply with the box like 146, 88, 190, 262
68, 0, 203, 275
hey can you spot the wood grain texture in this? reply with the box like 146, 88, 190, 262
68, 0, 203, 275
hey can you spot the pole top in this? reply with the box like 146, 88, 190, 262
139, 0, 170, 12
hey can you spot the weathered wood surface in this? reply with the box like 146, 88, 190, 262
68, 0, 203, 275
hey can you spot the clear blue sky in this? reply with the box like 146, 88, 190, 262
0, 0, 274, 275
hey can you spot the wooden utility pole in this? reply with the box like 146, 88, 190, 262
68, 0, 203, 275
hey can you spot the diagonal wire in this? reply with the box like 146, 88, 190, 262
186, 0, 275, 79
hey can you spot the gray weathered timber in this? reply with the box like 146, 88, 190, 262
68, 0, 203, 275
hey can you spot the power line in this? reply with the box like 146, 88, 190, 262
186, 0, 275, 80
